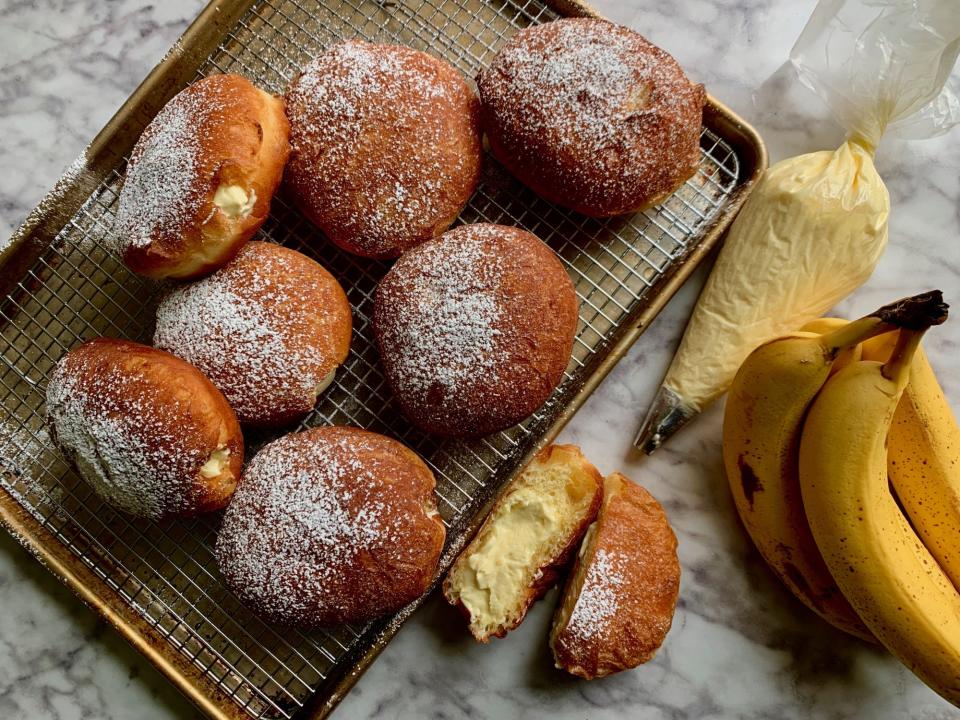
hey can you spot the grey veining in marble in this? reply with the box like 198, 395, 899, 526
1, 0, 959, 718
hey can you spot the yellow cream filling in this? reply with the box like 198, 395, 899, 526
456, 486, 562, 634
213, 185, 257, 218
314, 368, 337, 396
199, 447, 231, 479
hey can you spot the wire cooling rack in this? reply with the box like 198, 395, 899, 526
0, 0, 748, 717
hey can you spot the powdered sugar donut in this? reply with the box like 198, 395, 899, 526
284, 41, 482, 258
45, 339, 243, 521
373, 223, 578, 437
550, 472, 680, 678
215, 426, 445, 627
115, 73, 290, 279
478, 18, 705, 217
153, 241, 352, 427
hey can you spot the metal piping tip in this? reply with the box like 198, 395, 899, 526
634, 386, 699, 454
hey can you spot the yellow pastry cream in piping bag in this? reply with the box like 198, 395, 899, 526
636, 0, 960, 453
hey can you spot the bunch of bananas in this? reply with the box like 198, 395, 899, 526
722, 290, 960, 706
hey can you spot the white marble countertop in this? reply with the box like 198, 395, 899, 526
1, 0, 958, 718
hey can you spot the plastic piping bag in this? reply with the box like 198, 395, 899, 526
636, 0, 960, 454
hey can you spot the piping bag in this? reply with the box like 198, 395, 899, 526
636, 0, 960, 454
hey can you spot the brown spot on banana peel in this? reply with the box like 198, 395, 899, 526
782, 561, 824, 614
781, 562, 876, 643
738, 455, 762, 508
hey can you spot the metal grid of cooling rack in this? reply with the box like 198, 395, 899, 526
0, 0, 741, 717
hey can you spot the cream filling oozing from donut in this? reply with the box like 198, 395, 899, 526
199, 447, 231, 479
314, 367, 337, 397
214, 185, 257, 218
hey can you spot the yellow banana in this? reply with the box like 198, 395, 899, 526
861, 333, 960, 590
723, 304, 922, 641
799, 317, 849, 334
799, 292, 960, 707
799, 317, 861, 374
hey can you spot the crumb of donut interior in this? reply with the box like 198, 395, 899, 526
114, 86, 226, 252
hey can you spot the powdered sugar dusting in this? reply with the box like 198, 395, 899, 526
45, 348, 207, 520
479, 18, 704, 214
113, 82, 226, 252
531, 34, 636, 148
61, 152, 90, 186
0, 423, 52, 469
374, 223, 578, 435
565, 549, 626, 642
295, 40, 450, 103
154, 242, 347, 425
0, 423, 62, 509
215, 429, 436, 625
285, 40, 481, 257
375, 225, 506, 402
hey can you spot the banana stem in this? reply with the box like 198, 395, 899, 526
820, 290, 948, 356
881, 329, 926, 389
820, 316, 894, 353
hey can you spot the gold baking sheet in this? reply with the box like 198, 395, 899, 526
0, 0, 766, 717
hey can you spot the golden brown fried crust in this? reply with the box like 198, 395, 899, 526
478, 18, 704, 217
284, 40, 482, 259
45, 339, 243, 520
550, 472, 680, 678
118, 73, 291, 279
215, 426, 445, 627
153, 241, 352, 427
443, 444, 603, 641
373, 223, 578, 437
